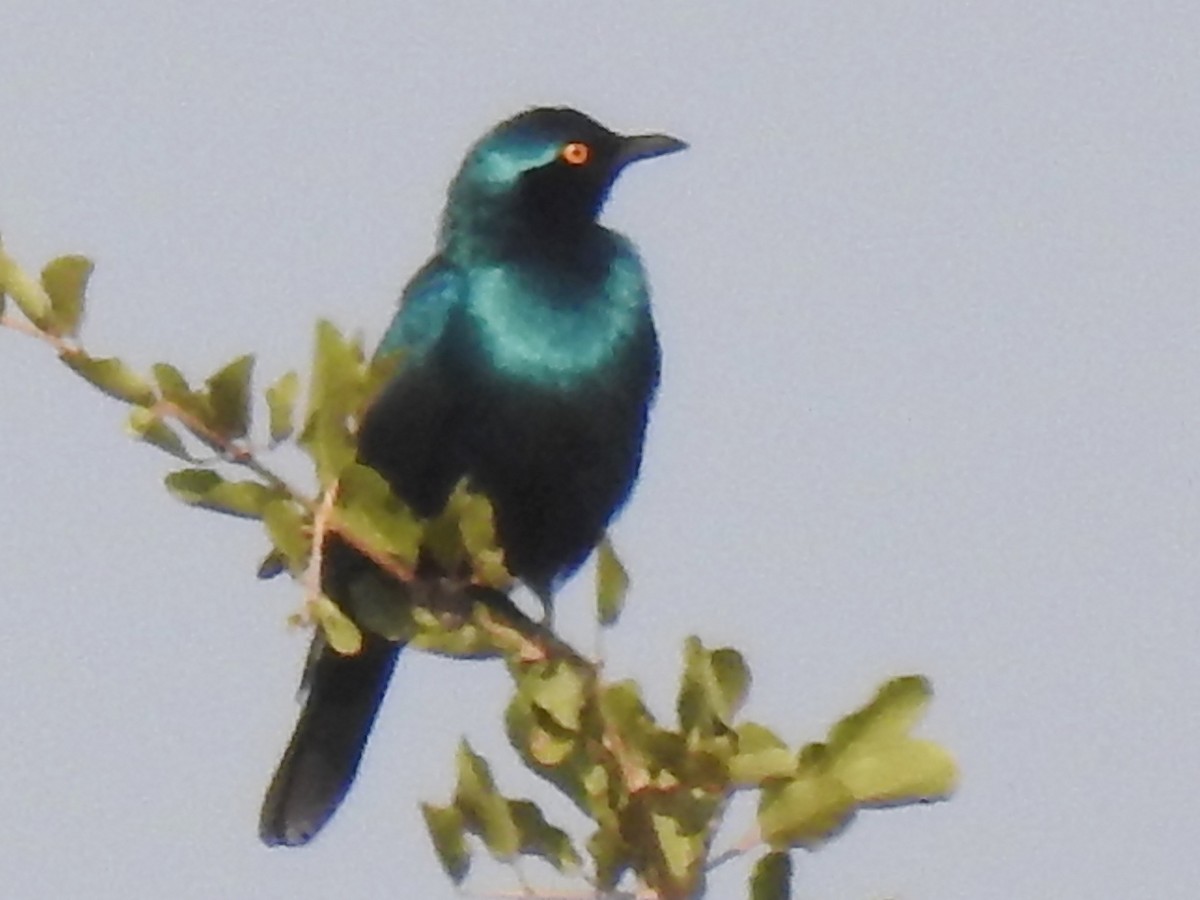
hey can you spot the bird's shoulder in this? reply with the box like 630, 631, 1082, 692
377, 255, 466, 359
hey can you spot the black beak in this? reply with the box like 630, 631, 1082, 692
616, 132, 689, 167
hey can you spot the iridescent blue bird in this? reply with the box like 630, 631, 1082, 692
259, 107, 685, 846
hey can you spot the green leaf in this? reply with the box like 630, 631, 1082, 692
649, 808, 702, 886
261, 499, 311, 575
455, 488, 510, 589
401, 596, 512, 658
164, 468, 278, 519
300, 320, 363, 484
506, 688, 578, 768
678, 636, 751, 735
302, 410, 355, 485
335, 463, 422, 568
311, 594, 363, 655
429, 481, 509, 589
508, 799, 582, 872
595, 535, 629, 626
525, 660, 586, 732
756, 677, 957, 850
41, 255, 92, 337
731, 722, 796, 784
151, 363, 218, 434
615, 789, 718, 897
526, 722, 577, 767
307, 320, 362, 416
757, 770, 855, 849
204, 354, 254, 439
826, 675, 958, 806
0, 244, 52, 325
266, 370, 299, 444
587, 826, 631, 893
598, 680, 665, 791
421, 481, 511, 589
126, 407, 193, 461
152, 362, 192, 401
60, 352, 156, 406
750, 851, 792, 900
454, 741, 520, 859
421, 803, 470, 884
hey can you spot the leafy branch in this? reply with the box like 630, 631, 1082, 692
1, 239, 958, 899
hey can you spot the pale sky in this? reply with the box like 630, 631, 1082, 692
2, 3, 1199, 898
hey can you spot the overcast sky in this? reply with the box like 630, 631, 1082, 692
2, 3, 1199, 898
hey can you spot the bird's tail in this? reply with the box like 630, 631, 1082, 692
259, 631, 401, 846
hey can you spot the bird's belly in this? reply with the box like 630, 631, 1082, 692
463, 386, 647, 590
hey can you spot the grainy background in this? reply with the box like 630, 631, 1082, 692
2, 3, 1197, 897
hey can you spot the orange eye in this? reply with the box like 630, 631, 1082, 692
561, 142, 590, 165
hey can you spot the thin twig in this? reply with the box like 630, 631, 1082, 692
303, 485, 337, 612
705, 823, 762, 872
0, 311, 78, 353
152, 398, 311, 501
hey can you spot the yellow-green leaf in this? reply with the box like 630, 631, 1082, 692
60, 352, 156, 406
41, 255, 92, 337
335, 463, 422, 568
678, 636, 751, 735
261, 499, 311, 575
649, 808, 703, 886
826, 676, 958, 805
421, 803, 470, 884
422, 481, 511, 589
731, 722, 796, 784
525, 660, 586, 731
758, 772, 855, 849
306, 319, 361, 420
508, 799, 581, 873
304, 410, 355, 486
152, 362, 192, 402
595, 535, 629, 626
526, 720, 577, 767
403, 600, 508, 658
300, 320, 363, 484
126, 407, 193, 461
164, 468, 277, 519
205, 354, 254, 439
454, 741, 520, 859
453, 484, 511, 589
266, 370, 299, 444
587, 825, 631, 893
311, 594, 363, 655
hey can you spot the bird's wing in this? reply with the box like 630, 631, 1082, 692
376, 255, 464, 361
356, 255, 469, 516
259, 258, 468, 847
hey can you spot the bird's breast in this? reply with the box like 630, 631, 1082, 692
463, 257, 649, 391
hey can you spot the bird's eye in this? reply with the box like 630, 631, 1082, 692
561, 142, 590, 165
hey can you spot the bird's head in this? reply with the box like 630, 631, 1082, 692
443, 107, 686, 253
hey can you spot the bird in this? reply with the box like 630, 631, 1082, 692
258, 106, 686, 847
